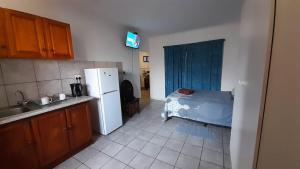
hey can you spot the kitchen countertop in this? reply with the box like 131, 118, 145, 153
0, 96, 95, 126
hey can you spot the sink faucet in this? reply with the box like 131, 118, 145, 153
15, 90, 29, 106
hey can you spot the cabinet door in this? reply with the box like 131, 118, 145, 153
4, 9, 47, 58
66, 103, 92, 151
0, 120, 39, 169
31, 110, 70, 167
0, 8, 8, 57
44, 19, 74, 59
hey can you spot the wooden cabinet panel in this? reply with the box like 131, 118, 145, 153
0, 120, 39, 169
4, 9, 47, 58
44, 19, 74, 59
0, 8, 8, 57
0, 102, 92, 168
0, 7, 74, 59
31, 110, 70, 167
66, 103, 92, 151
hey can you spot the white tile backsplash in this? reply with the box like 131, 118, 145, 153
33, 60, 60, 81
59, 61, 80, 79
0, 59, 122, 108
0, 85, 8, 107
0, 67, 4, 85
1, 59, 36, 84
5, 82, 39, 106
37, 80, 62, 97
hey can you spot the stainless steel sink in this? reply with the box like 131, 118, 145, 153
0, 103, 39, 118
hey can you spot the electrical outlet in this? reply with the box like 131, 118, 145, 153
74, 74, 82, 79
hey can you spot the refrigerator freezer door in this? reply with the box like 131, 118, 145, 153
84, 69, 101, 98
98, 68, 120, 94
100, 91, 123, 135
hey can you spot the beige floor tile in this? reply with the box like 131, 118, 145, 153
150, 160, 174, 169
176, 153, 200, 169
157, 147, 179, 165
129, 153, 154, 169
101, 158, 126, 169
181, 143, 202, 159
141, 142, 163, 158
101, 142, 124, 157
115, 147, 138, 164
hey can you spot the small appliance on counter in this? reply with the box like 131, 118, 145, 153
70, 77, 83, 97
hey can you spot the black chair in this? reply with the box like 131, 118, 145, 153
120, 80, 139, 118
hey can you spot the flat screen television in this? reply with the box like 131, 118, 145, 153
125, 32, 140, 49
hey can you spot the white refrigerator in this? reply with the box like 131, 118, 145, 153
84, 68, 123, 135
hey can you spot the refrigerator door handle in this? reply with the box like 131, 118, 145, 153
103, 90, 118, 95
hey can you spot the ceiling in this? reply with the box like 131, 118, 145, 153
67, 0, 244, 37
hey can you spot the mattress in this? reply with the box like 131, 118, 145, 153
163, 90, 233, 127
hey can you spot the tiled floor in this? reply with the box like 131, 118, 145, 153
55, 100, 231, 169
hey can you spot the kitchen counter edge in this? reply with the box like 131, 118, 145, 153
0, 96, 96, 126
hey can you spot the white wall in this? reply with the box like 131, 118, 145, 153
149, 23, 240, 100
230, 0, 274, 169
0, 0, 141, 97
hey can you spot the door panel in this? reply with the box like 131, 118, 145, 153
257, 1, 300, 169
31, 110, 70, 167
0, 120, 39, 169
66, 103, 92, 151
4, 9, 46, 58
45, 19, 74, 59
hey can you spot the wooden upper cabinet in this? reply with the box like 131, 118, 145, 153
0, 7, 74, 59
0, 120, 39, 169
0, 8, 8, 57
31, 110, 70, 167
4, 9, 47, 58
66, 103, 92, 151
44, 19, 74, 59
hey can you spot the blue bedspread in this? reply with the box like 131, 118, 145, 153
163, 90, 233, 127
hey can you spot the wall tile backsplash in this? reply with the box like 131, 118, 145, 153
0, 86, 8, 107
1, 59, 36, 84
33, 60, 61, 81
0, 59, 123, 107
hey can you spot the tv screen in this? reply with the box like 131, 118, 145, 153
126, 32, 140, 49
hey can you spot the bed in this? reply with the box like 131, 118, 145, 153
163, 90, 233, 127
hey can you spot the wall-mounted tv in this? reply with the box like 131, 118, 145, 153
125, 32, 141, 49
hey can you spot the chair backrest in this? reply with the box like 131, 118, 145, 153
120, 80, 135, 103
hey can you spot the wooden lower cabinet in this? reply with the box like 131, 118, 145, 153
0, 102, 92, 169
0, 120, 39, 169
66, 103, 92, 151
31, 109, 70, 167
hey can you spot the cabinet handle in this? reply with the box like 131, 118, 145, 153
0, 45, 7, 49
63, 127, 68, 131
